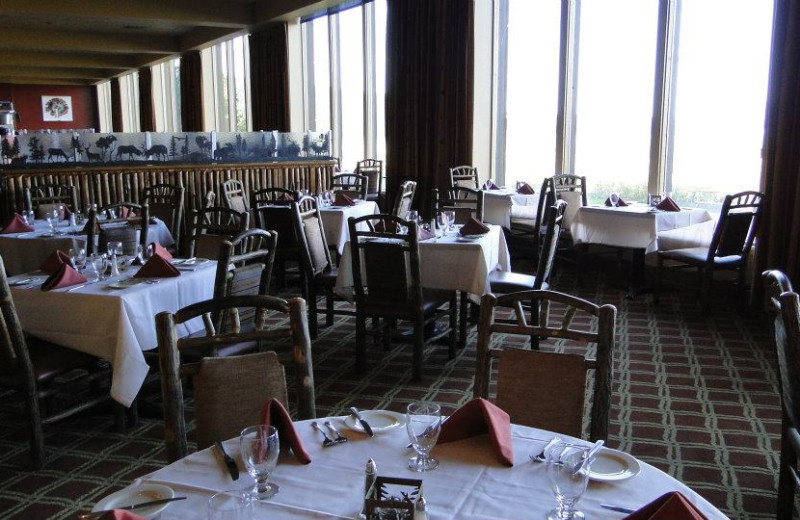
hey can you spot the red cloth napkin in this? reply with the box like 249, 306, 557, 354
623, 492, 708, 520
656, 196, 681, 212
460, 217, 490, 236
39, 250, 73, 274
260, 398, 311, 464
375, 220, 399, 233
604, 196, 629, 207
119, 206, 136, 218
418, 228, 435, 241
62, 205, 72, 220
438, 398, 513, 466
482, 179, 500, 190
41, 263, 87, 291
1, 213, 34, 234
334, 192, 356, 206
150, 242, 173, 261
134, 252, 180, 278
96, 511, 147, 520
516, 183, 535, 195
280, 192, 295, 201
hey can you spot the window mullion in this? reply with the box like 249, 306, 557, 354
363, 2, 377, 159
556, 0, 580, 175
329, 15, 343, 164
302, 23, 317, 130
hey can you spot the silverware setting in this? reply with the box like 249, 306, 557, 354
600, 504, 635, 514
311, 421, 336, 447
65, 280, 102, 292
530, 437, 563, 463
77, 497, 187, 519
324, 420, 348, 444
349, 406, 374, 437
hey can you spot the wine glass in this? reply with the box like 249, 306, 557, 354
107, 240, 123, 257
69, 248, 86, 272
89, 253, 107, 282
208, 490, 254, 520
47, 209, 59, 234
546, 442, 592, 520
240, 425, 280, 500
609, 192, 620, 207
406, 401, 441, 472
442, 211, 455, 233
407, 210, 419, 225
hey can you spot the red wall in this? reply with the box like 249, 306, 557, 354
0, 84, 96, 131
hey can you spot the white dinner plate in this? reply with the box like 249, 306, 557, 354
456, 234, 483, 242
586, 448, 641, 482
344, 410, 406, 433
92, 483, 175, 519
106, 278, 147, 289
171, 257, 209, 266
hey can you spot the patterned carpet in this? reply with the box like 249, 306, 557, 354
0, 261, 781, 519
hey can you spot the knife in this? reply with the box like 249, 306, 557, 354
600, 504, 635, 514
79, 497, 186, 519
349, 406, 374, 437
215, 440, 240, 480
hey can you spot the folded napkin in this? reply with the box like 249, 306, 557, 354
418, 228, 435, 241
119, 206, 136, 218
63, 205, 72, 220
150, 242, 173, 261
438, 398, 513, 466
96, 511, 147, 520
482, 179, 501, 190
41, 263, 87, 291
1, 213, 35, 234
656, 196, 681, 212
133, 252, 180, 278
280, 192, 296, 202
334, 192, 356, 206
39, 250, 73, 274
516, 182, 535, 195
459, 217, 490, 236
260, 398, 311, 464
623, 492, 708, 520
604, 196, 629, 207
374, 220, 399, 233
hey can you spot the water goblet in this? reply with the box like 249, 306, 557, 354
407, 210, 419, 225
546, 442, 592, 520
406, 401, 441, 472
47, 209, 59, 233
107, 241, 123, 257
442, 211, 455, 233
69, 248, 87, 271
240, 425, 280, 500
208, 490, 254, 520
89, 253, 107, 282
609, 192, 620, 207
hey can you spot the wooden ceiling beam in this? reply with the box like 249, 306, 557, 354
0, 51, 137, 70
0, 28, 179, 54
0, 77, 96, 86
0, 66, 114, 81
179, 27, 247, 52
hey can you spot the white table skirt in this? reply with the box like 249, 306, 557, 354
122, 418, 726, 519
320, 201, 380, 255
335, 225, 511, 299
482, 190, 539, 227
570, 205, 713, 254
10, 260, 215, 407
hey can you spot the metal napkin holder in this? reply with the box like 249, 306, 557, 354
364, 476, 423, 520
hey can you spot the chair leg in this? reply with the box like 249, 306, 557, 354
777, 425, 797, 520
448, 294, 458, 359
654, 255, 663, 305
356, 311, 367, 372
308, 286, 319, 339
529, 298, 540, 350
701, 268, 711, 315
459, 292, 469, 348
26, 392, 44, 469
325, 287, 335, 326
412, 315, 425, 381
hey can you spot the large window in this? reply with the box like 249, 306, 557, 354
202, 35, 251, 132
152, 59, 181, 132
96, 81, 113, 133
119, 71, 140, 132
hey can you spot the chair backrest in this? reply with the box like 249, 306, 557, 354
449, 165, 479, 190
86, 202, 149, 256
0, 256, 36, 390
221, 179, 248, 213
256, 200, 305, 259
534, 200, 567, 288
434, 187, 485, 224
551, 174, 586, 229
708, 191, 764, 261
391, 180, 417, 220
331, 173, 368, 200
474, 289, 616, 442
140, 184, 185, 248
25, 184, 79, 219
764, 270, 800, 427
292, 196, 334, 279
214, 228, 278, 301
251, 187, 298, 210
355, 159, 383, 197
186, 206, 249, 260
157, 295, 315, 462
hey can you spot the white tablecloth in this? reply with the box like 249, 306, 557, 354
482, 189, 539, 227
320, 201, 380, 254
9, 260, 215, 407
335, 225, 511, 299
570, 205, 713, 254
120, 418, 726, 519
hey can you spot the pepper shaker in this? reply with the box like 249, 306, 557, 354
364, 458, 376, 498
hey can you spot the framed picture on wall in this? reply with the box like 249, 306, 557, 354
42, 95, 73, 122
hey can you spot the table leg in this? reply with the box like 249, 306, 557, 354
626, 248, 649, 299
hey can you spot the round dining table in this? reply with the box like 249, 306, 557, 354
99, 416, 728, 519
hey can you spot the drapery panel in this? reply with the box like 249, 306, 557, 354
111, 77, 123, 133
249, 24, 290, 131
138, 66, 156, 132
180, 51, 204, 132
385, 0, 474, 217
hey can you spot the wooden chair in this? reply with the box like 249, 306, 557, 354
25, 183, 79, 219
507, 177, 554, 264
432, 187, 485, 224
655, 191, 764, 314
221, 179, 248, 213
331, 173, 368, 200
449, 165, 479, 190
763, 270, 800, 520
348, 214, 457, 380
474, 289, 616, 442
157, 295, 316, 462
0, 256, 114, 468
251, 187, 298, 210
86, 202, 150, 256
255, 200, 303, 290
140, 184, 185, 253
186, 206, 249, 260
551, 174, 587, 234
391, 180, 417, 220
355, 159, 383, 203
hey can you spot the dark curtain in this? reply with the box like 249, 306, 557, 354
138, 66, 156, 132
90, 87, 100, 132
249, 24, 290, 131
180, 50, 204, 132
110, 78, 123, 133
756, 0, 800, 284
385, 0, 474, 217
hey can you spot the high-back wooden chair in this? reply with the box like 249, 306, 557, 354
551, 174, 587, 232
508, 177, 555, 263
221, 179, 249, 213
355, 159, 383, 202
25, 183, 79, 219
86, 202, 149, 256
391, 180, 417, 220
449, 165, 479, 190
186, 207, 249, 260
432, 187, 485, 224
251, 187, 298, 211
331, 173, 368, 200
157, 295, 315, 462
474, 289, 616, 442
255, 199, 304, 289
140, 184, 185, 252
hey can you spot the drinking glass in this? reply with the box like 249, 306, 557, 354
546, 442, 592, 520
406, 401, 441, 472
23, 209, 35, 225
609, 193, 620, 207
442, 211, 455, 233
69, 248, 86, 271
89, 254, 107, 282
407, 210, 419, 225
107, 241, 123, 257
47, 209, 59, 233
208, 490, 254, 520
240, 425, 280, 500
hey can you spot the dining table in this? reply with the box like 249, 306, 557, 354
320, 200, 380, 255
8, 258, 215, 407
481, 189, 539, 228
98, 416, 727, 519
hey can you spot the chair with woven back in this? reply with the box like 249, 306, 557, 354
331, 173, 368, 200
348, 214, 457, 380
474, 289, 616, 442
432, 186, 485, 224
655, 191, 764, 314
391, 180, 417, 220
355, 159, 383, 203
763, 270, 800, 520
140, 184, 185, 253
157, 294, 316, 462
25, 183, 79, 220
186, 206, 249, 260
0, 256, 116, 468
86, 202, 150, 256
251, 187, 298, 209
449, 165, 480, 190
221, 179, 249, 213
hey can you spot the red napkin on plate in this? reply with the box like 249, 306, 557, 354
150, 242, 173, 261
656, 196, 681, 212
438, 398, 513, 466
482, 179, 501, 190
39, 250, 73, 274
134, 252, 180, 278
96, 511, 147, 520
623, 492, 708, 520
334, 192, 356, 206
1, 213, 34, 234
41, 263, 87, 291
516, 183, 535, 195
604, 197, 629, 207
460, 217, 490, 236
260, 398, 311, 464
375, 220, 399, 233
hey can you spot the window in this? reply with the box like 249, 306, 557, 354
119, 71, 140, 132
96, 81, 113, 133
152, 59, 181, 132
202, 35, 251, 132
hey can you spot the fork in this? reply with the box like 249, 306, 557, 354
311, 421, 335, 447
324, 420, 348, 444
530, 437, 563, 463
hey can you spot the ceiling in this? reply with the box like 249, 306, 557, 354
0, 0, 329, 86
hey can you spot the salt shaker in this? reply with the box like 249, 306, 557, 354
364, 458, 376, 498
414, 495, 427, 520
